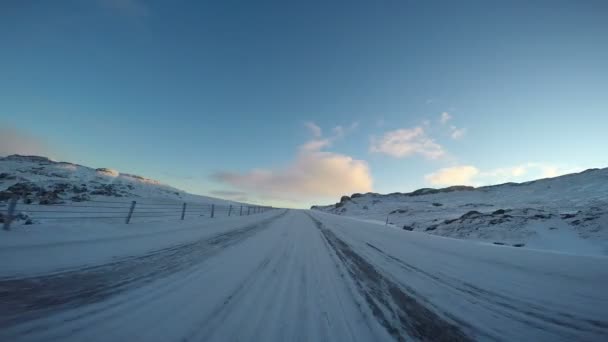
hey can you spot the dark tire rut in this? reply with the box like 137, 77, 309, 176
308, 213, 473, 342
0, 210, 287, 328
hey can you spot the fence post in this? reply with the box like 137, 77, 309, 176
181, 202, 187, 220
126, 201, 136, 224
247, 206, 251, 215
228, 205, 232, 216
3, 195, 18, 231
240, 205, 243, 216
211, 204, 215, 218
385, 213, 390, 225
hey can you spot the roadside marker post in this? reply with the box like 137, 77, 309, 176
126, 201, 136, 224
2, 196, 18, 231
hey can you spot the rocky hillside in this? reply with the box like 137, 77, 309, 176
0, 155, 231, 205
312, 168, 608, 255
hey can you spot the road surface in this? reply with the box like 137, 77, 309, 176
1, 210, 607, 341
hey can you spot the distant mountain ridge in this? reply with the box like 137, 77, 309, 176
312, 167, 608, 255
315, 168, 604, 205
0, 154, 234, 205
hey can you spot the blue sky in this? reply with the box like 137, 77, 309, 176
1, 0, 607, 208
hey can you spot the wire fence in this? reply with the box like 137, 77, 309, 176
1, 196, 273, 230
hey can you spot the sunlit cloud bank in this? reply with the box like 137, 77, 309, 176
212, 122, 373, 206
0, 126, 55, 158
425, 163, 584, 187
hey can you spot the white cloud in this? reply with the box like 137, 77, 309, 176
450, 126, 467, 140
213, 123, 373, 203
304, 121, 322, 138
333, 121, 359, 138
370, 127, 444, 159
440, 112, 452, 124
511, 166, 527, 177
303, 121, 358, 149
0, 126, 55, 158
425, 163, 584, 187
300, 138, 331, 152
540, 166, 559, 178
425, 166, 480, 186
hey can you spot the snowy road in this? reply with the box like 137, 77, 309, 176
1, 210, 607, 341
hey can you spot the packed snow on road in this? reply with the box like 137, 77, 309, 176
312, 167, 608, 256
1, 209, 607, 341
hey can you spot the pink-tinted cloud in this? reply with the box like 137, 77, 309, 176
209, 190, 249, 202
212, 122, 373, 203
213, 151, 372, 201
0, 126, 55, 158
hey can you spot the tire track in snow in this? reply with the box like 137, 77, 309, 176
12, 211, 292, 341
183, 210, 377, 342
362, 241, 608, 340
308, 214, 473, 342
182, 211, 299, 341
0, 210, 287, 328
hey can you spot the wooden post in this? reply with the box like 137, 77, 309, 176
385, 213, 390, 225
228, 205, 232, 216
240, 205, 243, 216
211, 204, 215, 218
126, 201, 136, 224
181, 202, 187, 220
3, 196, 18, 231
247, 206, 251, 215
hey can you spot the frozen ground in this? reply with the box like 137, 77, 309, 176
0, 154, 237, 205
312, 168, 608, 255
1, 210, 607, 341
0, 154, 262, 231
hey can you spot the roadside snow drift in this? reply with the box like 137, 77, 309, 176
312, 168, 608, 255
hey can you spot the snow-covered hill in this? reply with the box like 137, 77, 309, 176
312, 168, 608, 255
0, 154, 234, 206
